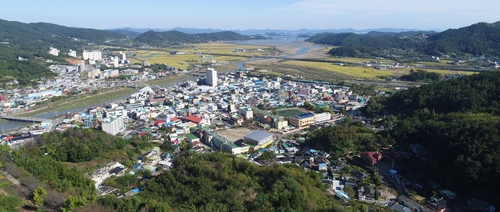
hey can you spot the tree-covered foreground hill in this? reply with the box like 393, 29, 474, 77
97, 153, 392, 212
362, 71, 500, 204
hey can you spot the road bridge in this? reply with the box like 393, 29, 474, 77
0, 115, 49, 123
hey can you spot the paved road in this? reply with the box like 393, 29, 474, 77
377, 160, 409, 196
0, 169, 29, 198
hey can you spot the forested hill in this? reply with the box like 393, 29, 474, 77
0, 19, 126, 50
0, 19, 127, 85
134, 30, 253, 46
420, 21, 500, 56
362, 72, 500, 204
307, 21, 500, 57
98, 153, 388, 211
365, 71, 500, 117
306, 31, 428, 50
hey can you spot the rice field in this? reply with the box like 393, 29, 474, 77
282, 61, 395, 79
332, 57, 396, 64
128, 42, 272, 69
281, 61, 476, 79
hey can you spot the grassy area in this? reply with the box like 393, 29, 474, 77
144, 74, 194, 86
283, 61, 395, 79
128, 42, 272, 69
0, 119, 7, 124
277, 108, 305, 118
20, 87, 136, 117
281, 61, 477, 79
332, 57, 396, 64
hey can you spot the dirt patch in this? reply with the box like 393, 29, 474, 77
65, 58, 84, 65
217, 128, 254, 142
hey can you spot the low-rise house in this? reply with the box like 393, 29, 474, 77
426, 196, 446, 212
361, 151, 383, 166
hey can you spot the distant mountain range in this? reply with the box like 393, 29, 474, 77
307, 21, 500, 57
107, 27, 442, 37
133, 30, 266, 46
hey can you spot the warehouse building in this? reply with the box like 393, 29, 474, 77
243, 130, 274, 149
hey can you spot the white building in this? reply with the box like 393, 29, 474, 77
120, 51, 127, 61
48, 47, 60, 56
101, 115, 124, 135
206, 68, 217, 86
67, 49, 77, 58
83, 50, 102, 61
238, 107, 253, 120
112, 56, 119, 68
315, 112, 332, 124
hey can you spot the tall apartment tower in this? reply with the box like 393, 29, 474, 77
206, 68, 217, 86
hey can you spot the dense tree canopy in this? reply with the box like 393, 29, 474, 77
362, 71, 500, 204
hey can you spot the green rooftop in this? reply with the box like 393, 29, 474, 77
186, 134, 198, 140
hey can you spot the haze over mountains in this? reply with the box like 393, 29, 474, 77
108, 27, 443, 37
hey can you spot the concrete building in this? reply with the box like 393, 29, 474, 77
315, 112, 331, 124
243, 130, 274, 149
83, 50, 102, 61
48, 47, 60, 56
238, 107, 253, 120
101, 115, 124, 135
68, 49, 77, 58
289, 112, 316, 128
120, 51, 127, 61
206, 68, 217, 86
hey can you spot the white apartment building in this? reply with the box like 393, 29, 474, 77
83, 50, 102, 61
101, 115, 124, 135
120, 51, 126, 61
206, 68, 217, 86
48, 47, 60, 56
67, 49, 77, 58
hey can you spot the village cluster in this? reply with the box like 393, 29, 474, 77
0, 48, 496, 212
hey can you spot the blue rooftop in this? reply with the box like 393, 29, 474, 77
296, 112, 315, 119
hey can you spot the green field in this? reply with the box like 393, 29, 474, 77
277, 108, 305, 118
282, 60, 476, 79
129, 42, 272, 69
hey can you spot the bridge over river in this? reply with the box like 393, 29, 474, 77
0, 115, 49, 123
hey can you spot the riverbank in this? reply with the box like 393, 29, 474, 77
17, 87, 136, 117
16, 74, 193, 117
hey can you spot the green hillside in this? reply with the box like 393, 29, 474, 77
0, 19, 127, 85
363, 71, 500, 204
307, 21, 500, 57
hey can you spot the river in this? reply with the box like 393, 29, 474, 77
231, 37, 324, 71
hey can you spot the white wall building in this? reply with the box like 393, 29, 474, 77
101, 115, 124, 135
83, 50, 102, 61
315, 112, 332, 124
206, 68, 217, 87
48, 47, 60, 56
67, 49, 77, 58
120, 51, 126, 61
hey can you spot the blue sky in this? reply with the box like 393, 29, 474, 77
1, 0, 499, 30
